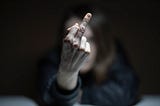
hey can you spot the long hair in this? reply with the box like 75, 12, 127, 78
56, 3, 116, 83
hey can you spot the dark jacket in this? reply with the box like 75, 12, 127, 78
38, 41, 139, 106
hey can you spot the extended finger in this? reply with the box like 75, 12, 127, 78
80, 13, 92, 33
75, 13, 92, 38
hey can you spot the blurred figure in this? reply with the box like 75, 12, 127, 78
38, 4, 139, 106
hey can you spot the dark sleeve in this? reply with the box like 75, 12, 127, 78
38, 48, 81, 106
81, 43, 140, 106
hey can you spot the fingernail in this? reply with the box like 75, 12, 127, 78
87, 13, 92, 18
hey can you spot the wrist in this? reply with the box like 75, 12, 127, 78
57, 70, 79, 90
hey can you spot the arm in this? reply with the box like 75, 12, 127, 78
38, 13, 92, 106
57, 13, 92, 91
38, 49, 82, 106
81, 43, 139, 106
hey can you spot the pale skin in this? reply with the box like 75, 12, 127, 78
57, 13, 92, 90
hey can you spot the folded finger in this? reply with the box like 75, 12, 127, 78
80, 36, 87, 50
64, 23, 79, 42
85, 42, 91, 53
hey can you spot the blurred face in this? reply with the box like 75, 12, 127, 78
65, 17, 97, 73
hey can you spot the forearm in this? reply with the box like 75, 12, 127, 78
57, 69, 79, 90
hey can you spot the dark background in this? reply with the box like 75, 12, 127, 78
0, 0, 160, 104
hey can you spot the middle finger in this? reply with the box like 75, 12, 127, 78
76, 13, 92, 38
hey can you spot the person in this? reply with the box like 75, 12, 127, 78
38, 4, 139, 106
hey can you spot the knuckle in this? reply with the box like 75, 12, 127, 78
73, 43, 79, 48
64, 36, 74, 43
79, 24, 86, 33
74, 25, 80, 30
81, 26, 85, 33
72, 43, 79, 49
64, 38, 71, 43
63, 38, 69, 42
72, 39, 80, 48
78, 48, 85, 53
85, 50, 90, 54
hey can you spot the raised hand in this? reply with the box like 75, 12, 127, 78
57, 13, 92, 90
59, 13, 92, 73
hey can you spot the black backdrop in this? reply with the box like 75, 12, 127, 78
0, 0, 160, 104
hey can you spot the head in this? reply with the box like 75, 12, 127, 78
56, 4, 115, 78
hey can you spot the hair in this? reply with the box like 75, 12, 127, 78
56, 3, 116, 84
